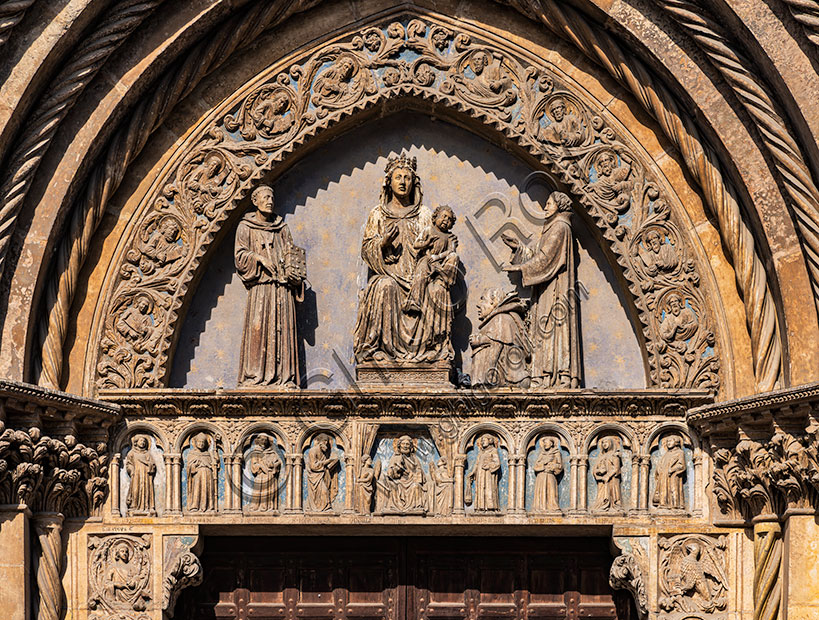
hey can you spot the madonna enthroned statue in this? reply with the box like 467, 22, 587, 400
354, 155, 457, 367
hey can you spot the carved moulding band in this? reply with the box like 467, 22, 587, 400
88, 13, 720, 393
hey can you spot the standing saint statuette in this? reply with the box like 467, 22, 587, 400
503, 191, 580, 388
305, 434, 340, 513
235, 185, 306, 388
592, 437, 622, 512
125, 435, 156, 516
186, 433, 217, 513
247, 434, 283, 512
531, 436, 563, 513
466, 434, 502, 512
653, 435, 686, 510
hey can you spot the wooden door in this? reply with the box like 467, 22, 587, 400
179, 537, 404, 620
408, 538, 624, 620
176, 537, 629, 620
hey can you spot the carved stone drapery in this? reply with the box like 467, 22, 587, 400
90, 15, 719, 394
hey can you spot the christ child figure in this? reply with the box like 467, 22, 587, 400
403, 205, 458, 315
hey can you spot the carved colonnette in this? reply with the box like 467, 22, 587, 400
88, 14, 721, 395
688, 382, 819, 620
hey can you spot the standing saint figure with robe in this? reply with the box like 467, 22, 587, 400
466, 434, 502, 511
592, 437, 622, 512
354, 155, 440, 363
186, 433, 216, 512
125, 435, 156, 515
305, 433, 340, 513
503, 191, 580, 388
531, 436, 563, 513
356, 456, 375, 513
430, 456, 454, 515
247, 434, 282, 512
235, 185, 305, 388
653, 435, 686, 509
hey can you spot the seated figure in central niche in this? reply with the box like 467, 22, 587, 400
354, 155, 457, 364
377, 435, 428, 514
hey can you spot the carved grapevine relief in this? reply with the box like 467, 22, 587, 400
93, 16, 718, 392
88, 534, 152, 620
658, 534, 728, 614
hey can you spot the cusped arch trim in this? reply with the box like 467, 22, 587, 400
85, 12, 721, 395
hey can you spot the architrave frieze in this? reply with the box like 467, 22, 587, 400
100, 388, 711, 525
86, 11, 722, 396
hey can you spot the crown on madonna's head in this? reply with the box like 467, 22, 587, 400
385, 153, 417, 176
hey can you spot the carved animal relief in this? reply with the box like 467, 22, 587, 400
93, 16, 719, 392
659, 534, 728, 614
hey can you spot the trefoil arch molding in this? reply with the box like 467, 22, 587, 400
87, 12, 721, 395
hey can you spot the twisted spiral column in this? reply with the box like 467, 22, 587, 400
33, 512, 63, 620
0, 0, 36, 48
513, 0, 782, 390
753, 520, 782, 620
781, 0, 819, 46
0, 0, 165, 275
658, 0, 819, 319
34, 0, 319, 389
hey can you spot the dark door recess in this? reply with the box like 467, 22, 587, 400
176, 537, 634, 620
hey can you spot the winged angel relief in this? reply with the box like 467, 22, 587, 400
96, 18, 719, 392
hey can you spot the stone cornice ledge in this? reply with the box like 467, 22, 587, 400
687, 382, 819, 426
1, 379, 120, 429
99, 388, 712, 418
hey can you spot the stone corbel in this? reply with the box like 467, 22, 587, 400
609, 536, 649, 620
162, 534, 203, 619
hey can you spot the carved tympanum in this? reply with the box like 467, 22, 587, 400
466, 434, 502, 512
236, 185, 305, 388
503, 191, 580, 388
658, 535, 728, 614
246, 433, 282, 512
93, 17, 718, 392
186, 433, 217, 513
531, 436, 563, 513
305, 433, 340, 513
125, 434, 156, 516
652, 435, 686, 510
592, 436, 622, 512
470, 289, 531, 388
88, 534, 152, 620
354, 156, 458, 368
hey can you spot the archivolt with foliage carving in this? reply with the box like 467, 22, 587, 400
88, 15, 719, 393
